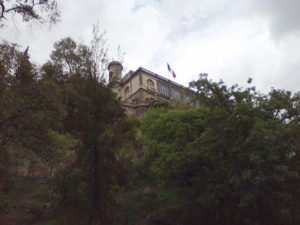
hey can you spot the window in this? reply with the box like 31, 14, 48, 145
147, 79, 154, 90
183, 92, 192, 102
139, 73, 143, 85
124, 86, 130, 99
157, 81, 170, 97
171, 87, 181, 100
109, 71, 113, 80
146, 97, 154, 104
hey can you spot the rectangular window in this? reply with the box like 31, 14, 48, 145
183, 92, 192, 102
139, 73, 142, 85
157, 81, 170, 97
171, 87, 181, 100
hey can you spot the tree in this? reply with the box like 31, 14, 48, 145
0, 42, 64, 149
41, 37, 137, 225
0, 41, 68, 224
131, 75, 300, 225
0, 34, 137, 224
0, 0, 60, 27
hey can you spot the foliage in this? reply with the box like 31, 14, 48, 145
129, 74, 300, 225
41, 37, 137, 225
1, 22, 299, 225
0, 36, 137, 225
0, 41, 66, 225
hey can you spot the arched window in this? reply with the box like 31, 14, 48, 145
147, 79, 154, 90
132, 98, 138, 104
109, 71, 114, 80
124, 86, 130, 99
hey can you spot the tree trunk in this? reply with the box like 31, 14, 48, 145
90, 143, 100, 223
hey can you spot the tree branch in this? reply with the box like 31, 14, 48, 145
0, 114, 21, 128
1, 1, 55, 23
0, 1, 5, 19
0, 106, 35, 128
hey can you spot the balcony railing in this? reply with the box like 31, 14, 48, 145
147, 87, 156, 92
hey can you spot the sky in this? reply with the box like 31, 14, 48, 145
1, 0, 300, 93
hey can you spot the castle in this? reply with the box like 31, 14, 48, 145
108, 61, 194, 118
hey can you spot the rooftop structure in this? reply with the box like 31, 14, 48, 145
108, 61, 195, 118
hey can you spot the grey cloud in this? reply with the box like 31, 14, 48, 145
1, 0, 299, 93
267, 1, 300, 38
243, 0, 300, 39
162, 0, 245, 41
166, 12, 212, 40
132, 1, 148, 12
162, 0, 300, 41
132, 0, 162, 12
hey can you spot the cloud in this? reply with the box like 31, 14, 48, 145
1, 0, 299, 92
246, 0, 300, 39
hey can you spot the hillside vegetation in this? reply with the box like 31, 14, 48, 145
1, 3, 300, 222
1, 38, 299, 225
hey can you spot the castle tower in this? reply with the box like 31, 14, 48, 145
108, 61, 123, 98
108, 61, 123, 84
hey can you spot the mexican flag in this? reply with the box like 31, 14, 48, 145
167, 63, 176, 78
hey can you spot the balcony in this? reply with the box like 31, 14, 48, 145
147, 87, 156, 93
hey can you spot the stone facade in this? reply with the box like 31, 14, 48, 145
108, 61, 194, 118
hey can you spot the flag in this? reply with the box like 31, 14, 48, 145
167, 63, 176, 78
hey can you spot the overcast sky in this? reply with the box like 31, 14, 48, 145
1, 0, 300, 93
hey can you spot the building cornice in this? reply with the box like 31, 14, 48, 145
121, 67, 195, 94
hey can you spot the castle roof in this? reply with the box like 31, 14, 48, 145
122, 66, 193, 93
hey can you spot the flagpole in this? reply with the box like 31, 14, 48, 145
167, 63, 170, 80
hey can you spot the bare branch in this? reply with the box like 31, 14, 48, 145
0, 0, 5, 19
0, 0, 59, 25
